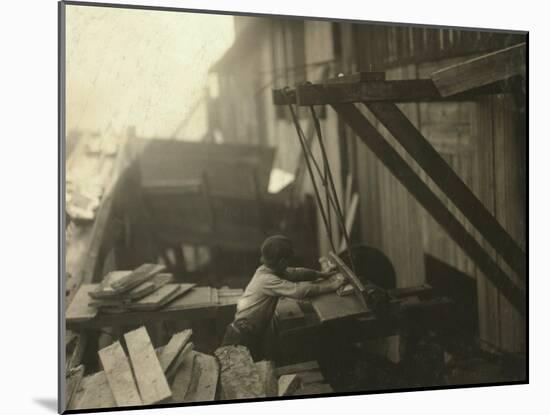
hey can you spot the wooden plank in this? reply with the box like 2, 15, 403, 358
164, 286, 215, 310
276, 360, 320, 376
273, 80, 510, 106
297, 80, 442, 105
124, 327, 172, 405
170, 348, 196, 403
255, 361, 278, 397
165, 342, 194, 381
88, 274, 173, 307
127, 284, 192, 311
126, 273, 174, 300
98, 341, 142, 407
185, 352, 219, 402
215, 345, 264, 399
112, 263, 166, 291
330, 102, 525, 315
432, 43, 526, 97
365, 101, 526, 279
90, 271, 132, 299
158, 329, 192, 373
311, 292, 368, 322
325, 72, 386, 84
66, 284, 98, 322
70, 371, 116, 410
278, 374, 301, 396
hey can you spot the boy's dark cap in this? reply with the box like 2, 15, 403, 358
261, 235, 293, 266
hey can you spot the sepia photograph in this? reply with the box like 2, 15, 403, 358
60, 1, 527, 413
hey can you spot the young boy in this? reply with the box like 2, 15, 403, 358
221, 235, 346, 360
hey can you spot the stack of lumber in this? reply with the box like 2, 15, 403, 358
276, 360, 334, 396
87, 264, 195, 313
69, 327, 220, 410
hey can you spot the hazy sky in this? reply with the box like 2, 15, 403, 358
66, 5, 234, 139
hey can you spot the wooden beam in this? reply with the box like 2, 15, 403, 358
365, 101, 526, 279
98, 341, 142, 407
297, 80, 441, 105
325, 71, 386, 84
330, 102, 525, 315
272, 79, 512, 106
432, 43, 526, 97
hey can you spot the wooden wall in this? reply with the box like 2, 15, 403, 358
344, 58, 526, 353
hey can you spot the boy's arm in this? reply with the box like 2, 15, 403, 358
264, 274, 346, 300
284, 267, 337, 282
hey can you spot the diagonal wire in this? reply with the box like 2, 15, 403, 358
283, 89, 336, 253
309, 105, 356, 274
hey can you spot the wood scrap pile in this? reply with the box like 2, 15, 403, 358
87, 263, 195, 313
69, 327, 220, 410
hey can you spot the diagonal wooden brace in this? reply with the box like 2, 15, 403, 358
364, 101, 526, 280
330, 102, 525, 315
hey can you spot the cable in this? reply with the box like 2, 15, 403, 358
283, 89, 336, 253
309, 105, 356, 274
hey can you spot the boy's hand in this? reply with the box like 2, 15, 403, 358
327, 274, 346, 290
